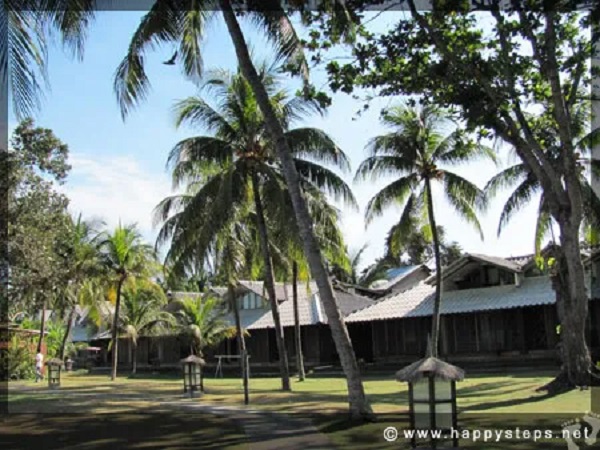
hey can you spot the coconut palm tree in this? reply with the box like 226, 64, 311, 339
174, 294, 235, 358
159, 63, 353, 391
113, 280, 173, 375
4, 0, 97, 118
485, 112, 600, 255
113, 0, 373, 419
268, 190, 350, 382
356, 105, 494, 358
155, 194, 255, 403
97, 223, 156, 380
57, 214, 104, 359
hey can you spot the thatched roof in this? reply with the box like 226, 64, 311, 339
45, 358, 64, 367
395, 357, 465, 383
181, 355, 205, 365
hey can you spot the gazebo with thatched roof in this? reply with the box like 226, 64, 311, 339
396, 355, 464, 449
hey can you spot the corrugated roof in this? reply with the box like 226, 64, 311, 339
228, 283, 374, 330
238, 280, 291, 301
370, 265, 423, 290
426, 253, 525, 285
347, 276, 564, 323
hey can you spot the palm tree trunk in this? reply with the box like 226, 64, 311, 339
132, 341, 137, 375
251, 173, 291, 391
425, 178, 443, 358
221, 0, 373, 419
59, 307, 76, 360
110, 276, 125, 381
228, 282, 249, 404
37, 297, 47, 354
292, 261, 305, 381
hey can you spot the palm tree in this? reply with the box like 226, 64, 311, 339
115, 280, 173, 375
156, 196, 254, 403
97, 223, 156, 380
113, 0, 373, 419
58, 214, 103, 359
160, 63, 353, 391
485, 123, 600, 255
4, 1, 96, 118
356, 105, 494, 358
276, 197, 350, 382
174, 294, 235, 357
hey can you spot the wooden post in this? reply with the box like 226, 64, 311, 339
452, 316, 458, 355
384, 321, 389, 356
440, 316, 448, 356
371, 321, 377, 360
474, 314, 480, 353
516, 309, 527, 354
401, 319, 407, 355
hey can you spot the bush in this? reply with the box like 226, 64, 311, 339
0, 336, 36, 380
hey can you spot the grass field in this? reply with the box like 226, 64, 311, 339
5, 370, 594, 449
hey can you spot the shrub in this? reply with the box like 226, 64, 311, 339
1, 336, 36, 380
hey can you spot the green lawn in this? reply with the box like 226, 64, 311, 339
6, 370, 593, 449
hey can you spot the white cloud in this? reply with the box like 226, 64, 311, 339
59, 153, 173, 245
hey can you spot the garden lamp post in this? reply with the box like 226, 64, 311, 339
181, 355, 205, 398
396, 356, 464, 449
45, 358, 64, 389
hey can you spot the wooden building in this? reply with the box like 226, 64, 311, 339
88, 247, 600, 370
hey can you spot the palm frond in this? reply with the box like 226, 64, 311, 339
364, 174, 418, 225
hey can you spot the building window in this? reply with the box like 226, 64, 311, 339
238, 292, 266, 310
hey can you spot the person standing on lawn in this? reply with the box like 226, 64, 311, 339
35, 351, 44, 382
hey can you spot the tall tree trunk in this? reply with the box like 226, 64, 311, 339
556, 217, 591, 387
59, 307, 76, 360
37, 298, 47, 354
132, 341, 137, 375
110, 276, 125, 381
228, 282, 249, 404
221, 1, 373, 419
593, 13, 600, 208
425, 178, 443, 358
292, 261, 305, 381
251, 173, 291, 391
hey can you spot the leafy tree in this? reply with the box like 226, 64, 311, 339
112, 280, 173, 375
97, 223, 156, 380
6, 119, 73, 351
114, 0, 374, 419
386, 220, 463, 268
45, 319, 70, 358
355, 105, 492, 357
319, 1, 596, 387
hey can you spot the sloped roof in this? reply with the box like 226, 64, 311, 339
347, 276, 563, 323
232, 283, 375, 330
426, 253, 525, 285
246, 290, 323, 330
370, 265, 427, 291
238, 280, 291, 301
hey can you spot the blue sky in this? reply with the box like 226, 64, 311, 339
10, 10, 543, 271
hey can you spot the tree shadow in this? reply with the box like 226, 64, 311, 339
0, 411, 248, 449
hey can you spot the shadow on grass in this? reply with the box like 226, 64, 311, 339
0, 411, 247, 449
